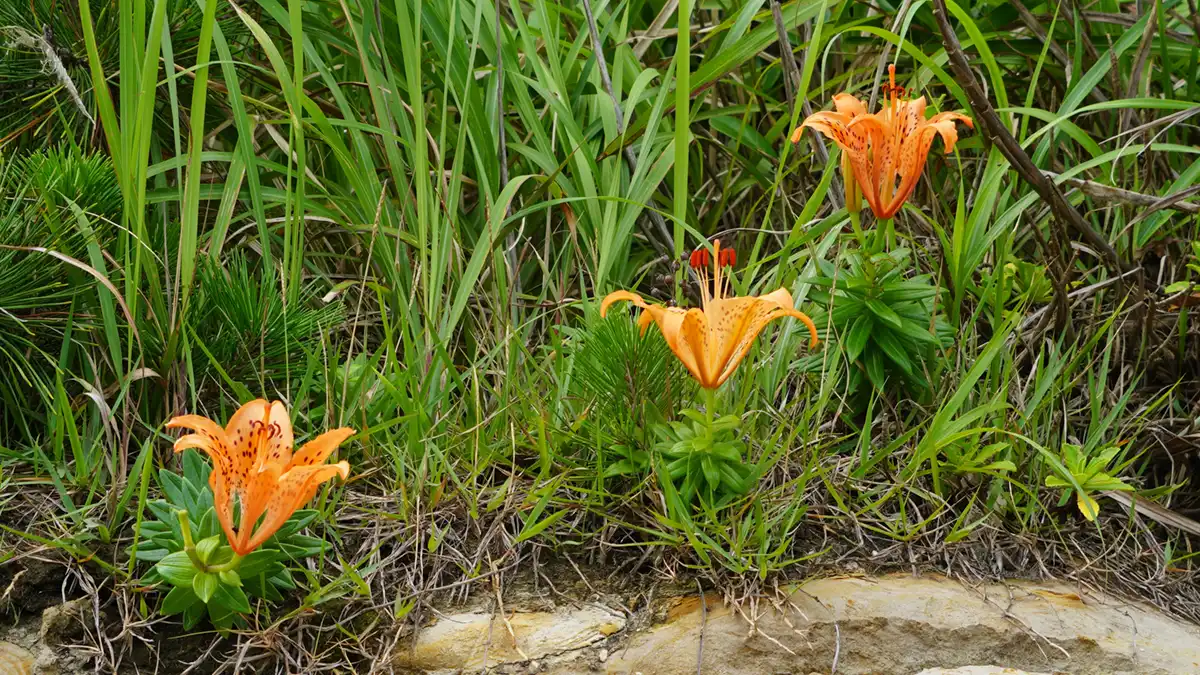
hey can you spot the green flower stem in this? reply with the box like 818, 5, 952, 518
868, 217, 893, 253
175, 509, 243, 574
880, 217, 894, 251
206, 553, 243, 574
176, 510, 202, 569
703, 387, 717, 436
848, 211, 867, 250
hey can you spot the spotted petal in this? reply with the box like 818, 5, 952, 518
225, 399, 294, 472
677, 308, 714, 387
881, 113, 972, 219
710, 289, 819, 387
832, 93, 867, 117
291, 428, 356, 468
799, 110, 857, 151
210, 470, 239, 554
243, 462, 350, 552
234, 462, 283, 554
167, 415, 235, 479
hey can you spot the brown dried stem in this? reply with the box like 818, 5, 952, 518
930, 0, 1133, 282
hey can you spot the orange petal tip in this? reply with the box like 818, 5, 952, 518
600, 290, 644, 318
334, 461, 351, 480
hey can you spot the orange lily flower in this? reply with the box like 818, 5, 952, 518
792, 65, 973, 220
166, 400, 353, 556
790, 92, 869, 214
600, 241, 819, 389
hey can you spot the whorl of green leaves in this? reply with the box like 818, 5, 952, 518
800, 248, 951, 401
23, 147, 122, 220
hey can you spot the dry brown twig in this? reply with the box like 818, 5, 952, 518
1048, 172, 1200, 215
1104, 491, 1200, 539
929, 0, 1133, 282
631, 0, 679, 59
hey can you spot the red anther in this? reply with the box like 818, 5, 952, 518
689, 248, 710, 269
718, 248, 737, 268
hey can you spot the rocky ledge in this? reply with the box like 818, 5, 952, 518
392, 574, 1200, 674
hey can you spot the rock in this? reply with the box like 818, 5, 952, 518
0, 641, 35, 675
600, 575, 1200, 675
0, 598, 94, 675
916, 662, 1051, 667
38, 598, 89, 647
392, 603, 625, 670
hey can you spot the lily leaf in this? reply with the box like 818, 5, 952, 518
156, 552, 198, 587
1076, 491, 1100, 521
193, 572, 219, 603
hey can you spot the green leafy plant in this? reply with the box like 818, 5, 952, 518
1000, 260, 1054, 306
571, 304, 684, 424
942, 440, 1017, 477
0, 167, 88, 439
181, 255, 343, 383
804, 249, 949, 397
132, 451, 329, 629
1045, 443, 1134, 521
605, 426, 654, 479
976, 259, 1056, 323
653, 406, 755, 508
22, 147, 122, 220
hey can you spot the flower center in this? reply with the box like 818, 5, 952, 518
690, 240, 736, 310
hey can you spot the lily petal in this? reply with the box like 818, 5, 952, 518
833, 93, 867, 117
600, 290, 648, 317
210, 470, 239, 555
677, 309, 714, 387
711, 289, 819, 387
899, 96, 927, 136
167, 415, 238, 489
882, 115, 968, 219
243, 462, 350, 552
843, 115, 888, 217
235, 462, 283, 554
291, 428, 356, 468
225, 399, 293, 473
799, 110, 858, 151
927, 112, 973, 151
